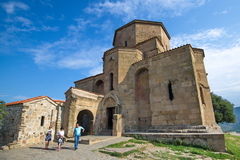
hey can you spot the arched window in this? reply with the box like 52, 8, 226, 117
95, 80, 104, 94
135, 68, 149, 102
110, 73, 114, 91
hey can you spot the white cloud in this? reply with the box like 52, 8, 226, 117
57, 56, 94, 69
68, 18, 91, 35
15, 16, 32, 27
13, 95, 29, 101
213, 10, 228, 15
27, 36, 108, 70
1, 1, 29, 14
204, 42, 240, 93
0, 94, 8, 98
91, 20, 113, 33
85, 0, 206, 21
46, 15, 54, 20
29, 44, 56, 66
171, 28, 226, 48
6, 25, 39, 32
41, 25, 59, 31
4, 23, 58, 33
39, 0, 53, 8
88, 65, 103, 76
60, 14, 65, 20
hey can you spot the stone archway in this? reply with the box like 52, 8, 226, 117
103, 93, 122, 131
77, 110, 94, 136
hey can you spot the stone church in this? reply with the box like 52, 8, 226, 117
1, 20, 225, 151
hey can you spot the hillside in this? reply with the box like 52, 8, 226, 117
219, 107, 240, 133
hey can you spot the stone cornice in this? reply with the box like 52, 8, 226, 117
113, 19, 171, 46
103, 47, 142, 60
65, 87, 104, 100
74, 73, 103, 84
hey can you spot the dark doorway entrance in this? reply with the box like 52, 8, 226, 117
77, 110, 93, 136
107, 107, 115, 129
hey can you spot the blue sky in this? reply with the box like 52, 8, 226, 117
0, 0, 240, 107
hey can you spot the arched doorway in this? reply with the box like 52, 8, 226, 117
102, 93, 122, 131
77, 110, 94, 136
107, 107, 115, 129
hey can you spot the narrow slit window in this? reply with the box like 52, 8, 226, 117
40, 116, 45, 126
168, 81, 174, 101
200, 87, 205, 104
125, 41, 127, 47
110, 73, 114, 91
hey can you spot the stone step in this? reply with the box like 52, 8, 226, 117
98, 129, 112, 136
65, 135, 116, 145
147, 129, 208, 133
149, 125, 207, 130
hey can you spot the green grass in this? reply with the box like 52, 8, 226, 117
99, 150, 122, 157
102, 139, 147, 149
153, 140, 234, 159
125, 144, 135, 147
151, 151, 185, 159
128, 138, 148, 144
225, 134, 240, 159
103, 141, 128, 148
98, 134, 240, 159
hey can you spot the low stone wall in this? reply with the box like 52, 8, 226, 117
123, 132, 226, 152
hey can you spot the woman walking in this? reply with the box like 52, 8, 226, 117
44, 126, 52, 150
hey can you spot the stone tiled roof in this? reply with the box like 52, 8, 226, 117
53, 100, 65, 103
103, 36, 163, 58
113, 19, 171, 46
5, 96, 65, 106
74, 73, 103, 84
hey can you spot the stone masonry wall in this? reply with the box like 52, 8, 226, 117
18, 99, 58, 145
0, 105, 22, 145
123, 132, 226, 152
192, 48, 217, 126
64, 88, 103, 137
114, 23, 136, 47
75, 74, 104, 93
113, 21, 170, 50
103, 48, 119, 92
117, 45, 204, 131
135, 23, 170, 50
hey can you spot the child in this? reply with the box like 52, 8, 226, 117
57, 127, 65, 152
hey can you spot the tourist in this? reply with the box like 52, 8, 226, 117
57, 127, 65, 152
73, 123, 85, 150
44, 126, 52, 150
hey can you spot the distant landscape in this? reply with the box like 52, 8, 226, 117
219, 107, 240, 133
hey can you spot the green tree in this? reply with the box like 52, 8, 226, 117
211, 92, 236, 124
0, 100, 7, 125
